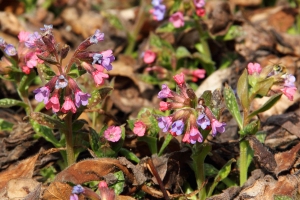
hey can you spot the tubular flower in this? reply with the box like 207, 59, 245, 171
157, 73, 226, 144
133, 121, 147, 136
61, 96, 77, 113
143, 50, 156, 64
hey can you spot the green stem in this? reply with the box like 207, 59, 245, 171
194, 18, 212, 61
191, 144, 211, 200
239, 108, 249, 186
124, 1, 147, 55
239, 140, 248, 186
64, 113, 75, 166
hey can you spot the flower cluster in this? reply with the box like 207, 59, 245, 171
157, 73, 226, 144
150, 0, 166, 21
194, 0, 206, 17
31, 25, 114, 113
247, 62, 297, 101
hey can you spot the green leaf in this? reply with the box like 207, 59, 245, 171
207, 158, 235, 197
175, 46, 192, 59
0, 119, 14, 131
158, 133, 173, 156
223, 85, 243, 129
0, 98, 28, 109
156, 23, 175, 33
112, 171, 125, 195
72, 119, 88, 132
247, 93, 282, 119
219, 25, 243, 41
39, 64, 56, 80
68, 63, 86, 79
138, 135, 157, 154
240, 120, 260, 136
30, 112, 64, 129
89, 127, 100, 152
87, 87, 113, 108
204, 163, 218, 176
237, 69, 249, 109
274, 195, 294, 200
119, 148, 140, 163
31, 120, 60, 147
254, 78, 274, 96
18, 70, 36, 94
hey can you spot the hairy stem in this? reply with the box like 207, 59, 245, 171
64, 113, 75, 166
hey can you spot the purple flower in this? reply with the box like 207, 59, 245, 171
170, 119, 184, 136
158, 84, 174, 99
4, 44, 17, 56
92, 53, 103, 65
96, 50, 115, 71
40, 24, 53, 34
211, 118, 226, 137
194, 0, 206, 8
25, 32, 41, 48
90, 29, 104, 44
152, 0, 163, 6
157, 116, 173, 132
196, 113, 210, 129
75, 90, 91, 107
283, 74, 296, 88
151, 4, 166, 21
33, 86, 50, 104
55, 75, 68, 89
189, 127, 203, 144
72, 185, 84, 194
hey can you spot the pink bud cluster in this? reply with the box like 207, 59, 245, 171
149, 73, 225, 144
30, 25, 114, 113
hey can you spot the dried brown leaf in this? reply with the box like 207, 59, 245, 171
54, 158, 134, 184
274, 142, 300, 176
6, 178, 40, 200
0, 154, 39, 188
42, 182, 73, 200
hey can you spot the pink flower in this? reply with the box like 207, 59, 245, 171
280, 86, 297, 101
18, 31, 31, 43
133, 121, 146, 136
98, 181, 116, 200
61, 96, 77, 113
92, 70, 109, 86
21, 66, 31, 74
196, 8, 206, 17
143, 50, 156, 64
45, 92, 60, 113
159, 101, 169, 111
189, 127, 203, 144
182, 132, 190, 143
104, 126, 122, 142
247, 62, 261, 75
192, 69, 206, 82
173, 72, 185, 86
169, 12, 184, 28
194, 0, 205, 8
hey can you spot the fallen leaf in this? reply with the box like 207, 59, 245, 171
54, 158, 134, 184
0, 154, 39, 188
42, 182, 73, 200
6, 178, 40, 200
